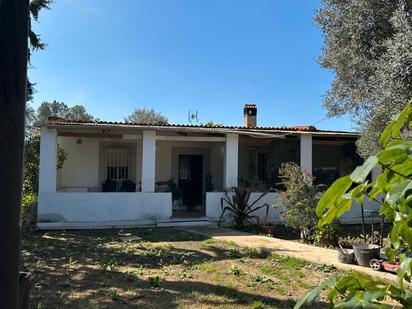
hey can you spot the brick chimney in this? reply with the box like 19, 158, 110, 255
243, 104, 257, 127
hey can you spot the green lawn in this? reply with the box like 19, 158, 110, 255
21, 228, 346, 308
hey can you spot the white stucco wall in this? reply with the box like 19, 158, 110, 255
58, 136, 143, 191
206, 192, 381, 225
206, 192, 283, 223
58, 136, 100, 190
339, 199, 381, 224
38, 192, 172, 223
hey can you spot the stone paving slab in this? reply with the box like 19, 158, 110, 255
181, 226, 399, 284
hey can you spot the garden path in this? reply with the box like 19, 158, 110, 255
181, 226, 399, 283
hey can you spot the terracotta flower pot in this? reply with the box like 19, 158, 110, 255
260, 225, 276, 236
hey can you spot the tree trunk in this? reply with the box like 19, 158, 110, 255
0, 1, 29, 308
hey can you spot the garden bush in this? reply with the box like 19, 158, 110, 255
276, 162, 322, 242
21, 192, 37, 229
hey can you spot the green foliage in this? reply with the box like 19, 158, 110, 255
27, 0, 52, 100
201, 120, 223, 127
311, 223, 340, 248
316, 1, 412, 158
218, 187, 269, 227
148, 276, 161, 288
23, 134, 67, 194
124, 108, 168, 125
34, 100, 94, 127
98, 259, 118, 272
22, 192, 37, 225
277, 162, 322, 241
23, 101, 93, 195
229, 264, 243, 276
296, 103, 412, 307
250, 300, 265, 309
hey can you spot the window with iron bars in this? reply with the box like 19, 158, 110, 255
248, 151, 268, 182
104, 148, 131, 181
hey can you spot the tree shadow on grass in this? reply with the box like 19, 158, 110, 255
30, 266, 328, 309
22, 229, 276, 271
21, 229, 329, 308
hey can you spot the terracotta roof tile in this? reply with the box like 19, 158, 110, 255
46, 117, 359, 137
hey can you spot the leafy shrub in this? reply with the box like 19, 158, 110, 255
296, 103, 412, 308
229, 264, 243, 276
21, 192, 37, 228
98, 259, 118, 272
338, 231, 381, 248
219, 187, 269, 227
276, 162, 322, 242
23, 134, 67, 194
148, 276, 161, 288
311, 223, 340, 248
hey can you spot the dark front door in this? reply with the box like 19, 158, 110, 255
178, 155, 203, 209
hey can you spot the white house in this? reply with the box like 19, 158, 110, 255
37, 104, 378, 229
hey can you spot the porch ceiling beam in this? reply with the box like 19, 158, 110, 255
312, 140, 353, 146
155, 135, 225, 142
57, 131, 123, 139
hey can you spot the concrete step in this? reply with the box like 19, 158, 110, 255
157, 218, 215, 227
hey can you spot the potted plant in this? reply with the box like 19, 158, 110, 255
256, 205, 276, 235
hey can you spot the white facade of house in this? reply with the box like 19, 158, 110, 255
37, 118, 376, 229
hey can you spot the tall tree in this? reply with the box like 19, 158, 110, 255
33, 100, 94, 128
124, 107, 169, 125
0, 0, 30, 307
23, 102, 93, 195
27, 0, 51, 101
316, 0, 412, 157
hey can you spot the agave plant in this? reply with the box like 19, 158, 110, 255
219, 187, 270, 227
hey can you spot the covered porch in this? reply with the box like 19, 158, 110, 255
37, 120, 370, 228
37, 125, 241, 227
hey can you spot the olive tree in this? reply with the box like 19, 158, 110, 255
316, 1, 412, 157
124, 108, 168, 125
295, 103, 412, 308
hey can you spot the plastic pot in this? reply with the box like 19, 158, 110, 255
352, 244, 380, 267
337, 249, 354, 264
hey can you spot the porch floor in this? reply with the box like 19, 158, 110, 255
172, 209, 206, 218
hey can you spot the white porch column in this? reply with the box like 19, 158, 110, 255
141, 130, 156, 192
224, 133, 239, 188
39, 127, 57, 193
300, 134, 312, 174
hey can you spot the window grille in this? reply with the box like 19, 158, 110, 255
104, 148, 131, 181
248, 151, 268, 182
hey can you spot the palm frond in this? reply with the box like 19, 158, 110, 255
30, 0, 52, 21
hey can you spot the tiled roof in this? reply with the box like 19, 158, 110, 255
47, 117, 359, 137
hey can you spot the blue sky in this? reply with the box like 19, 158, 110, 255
30, 0, 355, 131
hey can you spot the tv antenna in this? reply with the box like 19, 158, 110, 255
188, 110, 198, 124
